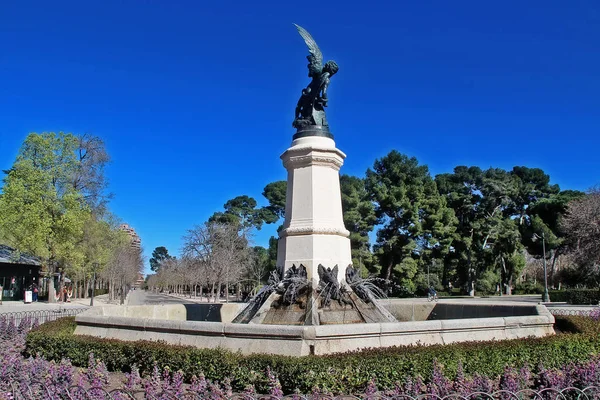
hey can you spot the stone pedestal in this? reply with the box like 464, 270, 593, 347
276, 135, 352, 287
232, 132, 397, 325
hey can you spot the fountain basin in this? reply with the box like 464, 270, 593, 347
74, 300, 554, 356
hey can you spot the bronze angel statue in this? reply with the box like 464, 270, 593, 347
293, 24, 339, 130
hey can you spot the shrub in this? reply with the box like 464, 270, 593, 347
515, 281, 544, 295
8, 326, 600, 398
476, 269, 500, 295
555, 315, 600, 336
24, 316, 600, 393
549, 289, 600, 305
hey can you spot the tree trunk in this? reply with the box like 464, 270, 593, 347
225, 282, 229, 303
210, 282, 216, 302
385, 259, 393, 282
500, 256, 512, 295
467, 249, 475, 297
550, 250, 560, 289
120, 281, 125, 305
48, 263, 57, 303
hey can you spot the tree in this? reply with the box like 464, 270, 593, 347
492, 219, 525, 295
262, 181, 287, 220
102, 236, 143, 303
365, 150, 456, 294
435, 166, 483, 293
340, 175, 377, 274
72, 134, 111, 215
562, 187, 600, 282
182, 221, 252, 302
508, 166, 560, 226
246, 246, 271, 289
209, 195, 278, 230
524, 190, 584, 287
436, 166, 554, 295
76, 213, 122, 298
0, 132, 92, 302
149, 246, 174, 273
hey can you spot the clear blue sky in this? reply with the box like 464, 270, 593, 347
1, 1, 598, 274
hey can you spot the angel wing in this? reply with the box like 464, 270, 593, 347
294, 24, 323, 77
331, 265, 339, 280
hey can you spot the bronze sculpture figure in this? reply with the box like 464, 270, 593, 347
293, 24, 339, 132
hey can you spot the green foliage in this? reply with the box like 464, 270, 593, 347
554, 315, 600, 335
248, 245, 273, 285
514, 280, 544, 295
262, 181, 287, 220
548, 289, 600, 305
25, 317, 600, 394
210, 195, 280, 231
149, 246, 174, 272
0, 132, 92, 279
435, 165, 566, 295
88, 288, 109, 297
475, 269, 500, 295
340, 175, 377, 271
366, 151, 457, 291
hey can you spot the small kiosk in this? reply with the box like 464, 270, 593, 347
0, 245, 42, 302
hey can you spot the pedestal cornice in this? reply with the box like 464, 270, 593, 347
281, 145, 346, 171
279, 225, 350, 238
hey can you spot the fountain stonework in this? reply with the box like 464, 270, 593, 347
239, 131, 397, 326
74, 25, 555, 355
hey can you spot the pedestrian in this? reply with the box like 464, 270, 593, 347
33, 284, 38, 302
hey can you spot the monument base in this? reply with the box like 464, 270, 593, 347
230, 132, 398, 326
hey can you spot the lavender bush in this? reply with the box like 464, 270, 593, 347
2, 315, 600, 399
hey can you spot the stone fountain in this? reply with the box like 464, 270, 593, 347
75, 25, 555, 355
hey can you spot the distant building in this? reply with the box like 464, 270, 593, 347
133, 272, 145, 289
119, 224, 141, 249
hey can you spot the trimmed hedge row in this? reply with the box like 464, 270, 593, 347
555, 315, 600, 335
549, 289, 600, 305
25, 317, 600, 394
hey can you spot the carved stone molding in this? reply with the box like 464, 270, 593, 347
280, 225, 350, 238
283, 143, 346, 156
284, 154, 344, 170
281, 144, 346, 171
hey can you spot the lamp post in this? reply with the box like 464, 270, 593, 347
533, 233, 550, 303
90, 262, 98, 307
541, 232, 550, 303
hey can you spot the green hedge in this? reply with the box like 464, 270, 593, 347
554, 315, 600, 335
88, 288, 109, 297
25, 317, 600, 394
549, 289, 600, 305
514, 281, 544, 295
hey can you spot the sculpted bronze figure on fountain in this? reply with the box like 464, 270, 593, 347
292, 24, 339, 138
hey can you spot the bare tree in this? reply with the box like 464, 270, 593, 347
562, 187, 600, 283
182, 222, 252, 303
72, 134, 112, 215
102, 242, 143, 303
